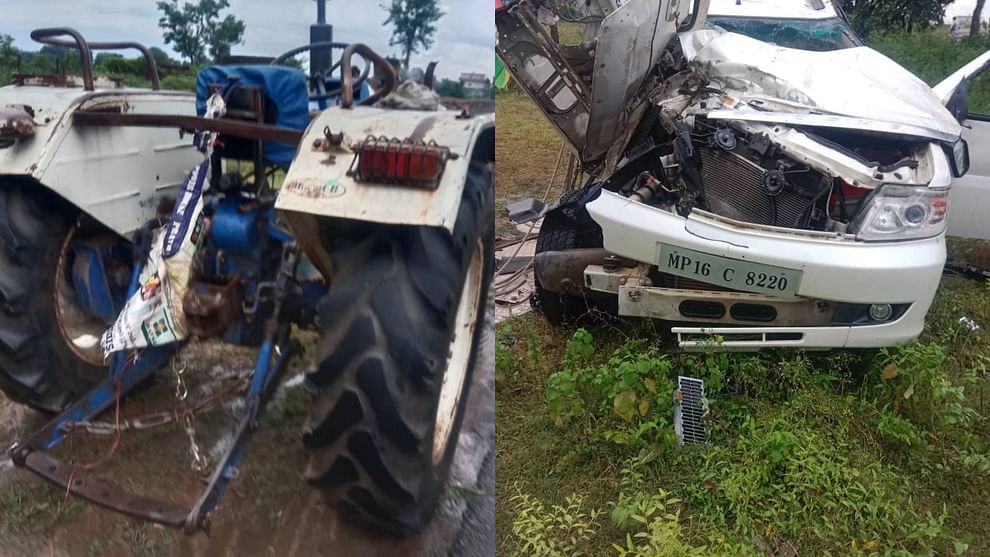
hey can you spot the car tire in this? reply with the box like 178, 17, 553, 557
532, 190, 594, 326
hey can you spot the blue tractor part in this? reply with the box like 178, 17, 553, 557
196, 65, 311, 168
70, 242, 129, 323
11, 174, 324, 530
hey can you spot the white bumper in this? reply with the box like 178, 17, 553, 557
586, 190, 945, 349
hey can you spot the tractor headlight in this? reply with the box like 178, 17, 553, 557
852, 185, 948, 242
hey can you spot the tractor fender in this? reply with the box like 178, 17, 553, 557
276, 106, 494, 232
0, 85, 200, 236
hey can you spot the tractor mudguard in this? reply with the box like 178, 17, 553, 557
276, 107, 493, 277
0, 86, 200, 236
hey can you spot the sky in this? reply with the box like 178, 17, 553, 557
0, 0, 494, 81
945, 0, 988, 21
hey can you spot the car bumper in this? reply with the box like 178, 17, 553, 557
585, 190, 945, 349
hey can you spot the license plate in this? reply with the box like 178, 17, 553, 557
657, 245, 801, 296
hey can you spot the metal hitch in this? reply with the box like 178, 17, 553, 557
7, 333, 298, 532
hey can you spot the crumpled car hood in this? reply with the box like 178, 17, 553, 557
677, 30, 962, 143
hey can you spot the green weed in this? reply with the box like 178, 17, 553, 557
545, 329, 677, 449
510, 483, 603, 557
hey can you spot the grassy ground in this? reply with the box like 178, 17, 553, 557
495, 89, 567, 239
495, 32, 990, 556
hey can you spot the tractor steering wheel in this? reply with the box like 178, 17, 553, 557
271, 42, 396, 108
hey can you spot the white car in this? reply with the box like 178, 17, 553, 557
496, 0, 990, 349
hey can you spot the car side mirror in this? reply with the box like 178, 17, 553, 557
947, 81, 970, 123
949, 139, 970, 178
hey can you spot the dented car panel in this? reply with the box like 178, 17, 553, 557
496, 0, 708, 171
585, 0, 678, 164
678, 30, 962, 143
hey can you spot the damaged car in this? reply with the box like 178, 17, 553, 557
496, 0, 990, 349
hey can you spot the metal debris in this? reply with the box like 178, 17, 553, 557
674, 376, 708, 446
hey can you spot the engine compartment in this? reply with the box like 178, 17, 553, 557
596, 29, 944, 235
495, 0, 955, 236
607, 108, 936, 234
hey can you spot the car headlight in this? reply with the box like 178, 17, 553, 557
852, 185, 948, 242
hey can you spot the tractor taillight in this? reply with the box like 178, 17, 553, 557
350, 137, 451, 189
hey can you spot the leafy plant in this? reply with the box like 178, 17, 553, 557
495, 322, 517, 382
609, 455, 758, 557
545, 329, 677, 448
510, 483, 603, 557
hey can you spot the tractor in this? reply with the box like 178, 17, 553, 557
0, 4, 493, 536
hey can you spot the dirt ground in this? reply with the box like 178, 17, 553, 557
0, 302, 495, 557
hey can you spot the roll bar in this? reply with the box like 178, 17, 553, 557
30, 27, 161, 91
340, 43, 397, 109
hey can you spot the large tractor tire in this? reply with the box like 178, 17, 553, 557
303, 163, 494, 534
0, 185, 108, 412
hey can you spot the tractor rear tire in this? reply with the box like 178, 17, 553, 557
0, 185, 106, 412
303, 163, 494, 535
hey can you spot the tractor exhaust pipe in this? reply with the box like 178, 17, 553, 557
311, 0, 333, 77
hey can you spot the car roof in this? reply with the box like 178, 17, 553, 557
707, 0, 839, 20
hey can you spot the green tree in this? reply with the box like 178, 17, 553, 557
434, 78, 465, 98
0, 35, 18, 83
382, 0, 444, 70
149, 46, 173, 67
838, 0, 952, 36
280, 56, 304, 70
156, 0, 246, 65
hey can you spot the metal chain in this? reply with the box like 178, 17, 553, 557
61, 371, 250, 436
172, 354, 189, 401
183, 411, 210, 475
172, 353, 208, 475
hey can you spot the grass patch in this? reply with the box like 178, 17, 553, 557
494, 89, 567, 239
497, 284, 990, 554
871, 30, 990, 114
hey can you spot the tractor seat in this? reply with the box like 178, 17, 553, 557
195, 65, 310, 167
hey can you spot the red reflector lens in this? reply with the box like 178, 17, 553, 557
352, 137, 450, 189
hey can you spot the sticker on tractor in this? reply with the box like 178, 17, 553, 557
284, 178, 346, 199
101, 93, 228, 355
140, 308, 178, 346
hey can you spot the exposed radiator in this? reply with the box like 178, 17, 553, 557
698, 148, 812, 228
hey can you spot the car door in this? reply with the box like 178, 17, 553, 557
934, 51, 990, 239
495, 0, 707, 173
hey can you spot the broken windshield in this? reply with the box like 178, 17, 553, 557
706, 16, 862, 51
